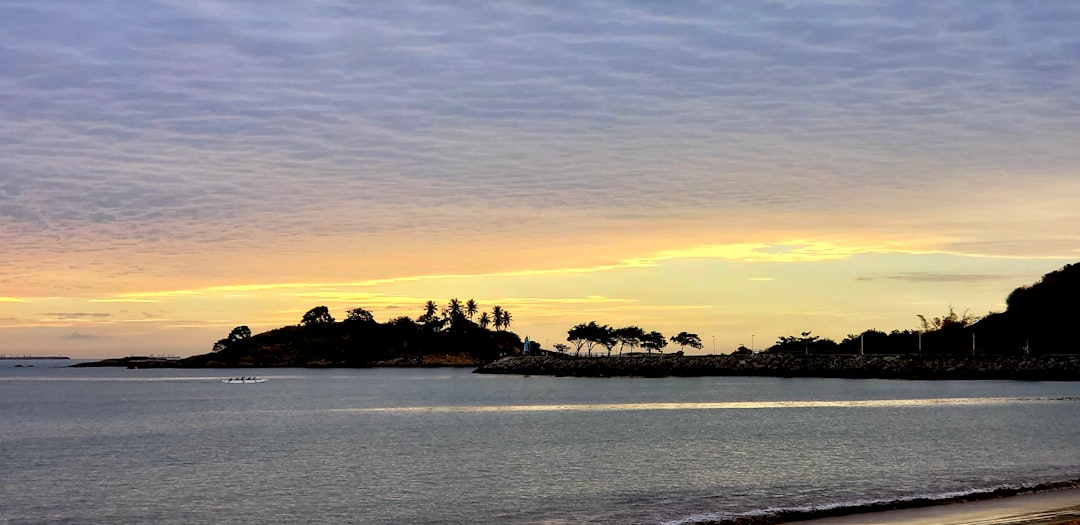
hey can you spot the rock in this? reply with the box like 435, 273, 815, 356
474, 354, 1080, 381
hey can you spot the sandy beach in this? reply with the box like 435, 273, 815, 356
800, 488, 1080, 525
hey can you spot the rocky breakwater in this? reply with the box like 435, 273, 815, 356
474, 354, 1080, 380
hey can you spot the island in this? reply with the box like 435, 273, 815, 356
74, 301, 525, 368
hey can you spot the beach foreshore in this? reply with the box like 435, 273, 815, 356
678, 480, 1080, 525
799, 487, 1080, 524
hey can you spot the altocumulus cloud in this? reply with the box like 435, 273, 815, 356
2, 0, 1080, 284
861, 272, 1011, 284
44, 313, 111, 320
61, 332, 100, 341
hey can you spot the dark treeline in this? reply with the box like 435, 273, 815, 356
560, 322, 703, 356
186, 262, 1080, 367
186, 299, 522, 367
766, 262, 1080, 356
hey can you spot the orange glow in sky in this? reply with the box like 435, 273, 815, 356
2, 2, 1079, 357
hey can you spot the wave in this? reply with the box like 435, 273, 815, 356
663, 478, 1080, 525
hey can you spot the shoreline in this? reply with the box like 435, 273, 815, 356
800, 487, 1080, 525
672, 479, 1080, 525
69, 354, 481, 368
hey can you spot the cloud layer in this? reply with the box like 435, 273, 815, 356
4, 2, 1080, 249
3, 1, 1080, 355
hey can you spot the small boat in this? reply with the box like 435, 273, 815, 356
222, 377, 267, 384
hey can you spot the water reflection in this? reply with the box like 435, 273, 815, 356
342, 396, 1080, 414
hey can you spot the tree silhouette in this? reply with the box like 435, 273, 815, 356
214, 325, 252, 353
228, 325, 252, 341
917, 306, 977, 332
600, 325, 617, 356
767, 332, 838, 355
345, 307, 375, 323
567, 321, 609, 356
491, 306, 505, 331
447, 298, 463, 319
478, 312, 491, 330
567, 323, 588, 356
465, 299, 478, 320
444, 298, 468, 331
420, 300, 439, 323
670, 331, 703, 352
642, 330, 667, 354
301, 306, 334, 326
615, 326, 645, 355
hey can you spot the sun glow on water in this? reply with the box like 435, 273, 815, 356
337, 397, 1080, 414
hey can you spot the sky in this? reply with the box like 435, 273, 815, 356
2, 1, 1079, 358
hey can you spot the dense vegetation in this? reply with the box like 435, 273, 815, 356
560, 322, 703, 356
556, 264, 1080, 359
184, 261, 1079, 368
765, 263, 1080, 355
185, 300, 522, 367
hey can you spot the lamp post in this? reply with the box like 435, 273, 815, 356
751, 334, 755, 352
712, 335, 715, 353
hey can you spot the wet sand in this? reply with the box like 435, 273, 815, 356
799, 488, 1080, 525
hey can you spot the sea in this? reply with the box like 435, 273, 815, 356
2, 361, 1079, 524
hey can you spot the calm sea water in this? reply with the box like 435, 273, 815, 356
2, 362, 1079, 524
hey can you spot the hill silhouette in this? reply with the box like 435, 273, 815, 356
761, 262, 1080, 356
180, 303, 526, 368
975, 262, 1080, 354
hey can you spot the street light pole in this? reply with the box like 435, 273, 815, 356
712, 335, 716, 354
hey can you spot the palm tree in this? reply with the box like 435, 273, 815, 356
465, 299, 478, 320
478, 312, 491, 330
447, 298, 463, 319
491, 306, 505, 331
501, 310, 512, 331
421, 300, 438, 322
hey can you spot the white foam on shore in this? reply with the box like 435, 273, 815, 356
662, 480, 1080, 525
